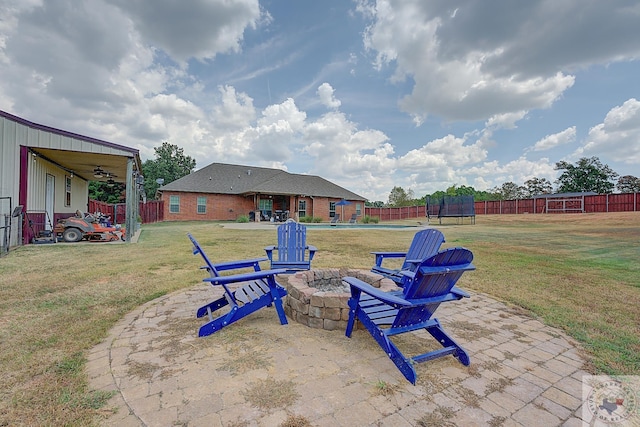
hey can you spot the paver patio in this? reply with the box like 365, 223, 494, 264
87, 280, 592, 426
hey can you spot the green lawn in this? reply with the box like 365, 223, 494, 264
0, 212, 638, 425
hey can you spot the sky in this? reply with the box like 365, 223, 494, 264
1, 0, 639, 202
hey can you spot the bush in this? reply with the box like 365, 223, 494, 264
362, 215, 379, 224
299, 216, 323, 223
236, 215, 249, 223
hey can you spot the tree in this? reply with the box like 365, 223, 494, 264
387, 186, 414, 207
142, 142, 196, 200
89, 181, 126, 204
523, 177, 553, 197
555, 157, 618, 194
491, 182, 526, 200
616, 175, 640, 193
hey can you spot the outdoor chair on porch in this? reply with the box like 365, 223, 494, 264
371, 228, 445, 286
188, 233, 288, 337
344, 247, 475, 384
264, 219, 317, 273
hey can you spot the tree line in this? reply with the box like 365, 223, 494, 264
377, 157, 640, 207
90, 146, 638, 208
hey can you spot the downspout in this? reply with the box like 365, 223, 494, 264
310, 196, 314, 219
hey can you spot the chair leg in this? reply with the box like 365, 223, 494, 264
345, 288, 362, 337
196, 295, 229, 319
198, 306, 239, 337
425, 319, 470, 366
350, 305, 418, 384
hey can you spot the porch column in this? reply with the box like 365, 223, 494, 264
125, 158, 135, 242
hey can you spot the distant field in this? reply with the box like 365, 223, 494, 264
0, 212, 638, 425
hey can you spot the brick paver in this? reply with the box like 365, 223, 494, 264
88, 284, 597, 426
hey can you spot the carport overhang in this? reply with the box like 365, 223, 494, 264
25, 146, 143, 243
29, 147, 142, 184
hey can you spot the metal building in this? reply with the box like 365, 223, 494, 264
0, 110, 142, 251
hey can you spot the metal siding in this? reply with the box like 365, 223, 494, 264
0, 117, 21, 247
9, 118, 132, 156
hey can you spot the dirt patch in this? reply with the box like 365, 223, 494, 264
241, 378, 300, 411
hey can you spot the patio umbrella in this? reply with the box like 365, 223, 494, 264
335, 199, 352, 220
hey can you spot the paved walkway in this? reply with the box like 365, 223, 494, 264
88, 283, 593, 426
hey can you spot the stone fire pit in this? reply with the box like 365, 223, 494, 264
282, 269, 398, 331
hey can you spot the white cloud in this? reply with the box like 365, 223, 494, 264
582, 98, 640, 164
212, 85, 256, 130
359, 0, 640, 125
105, 0, 263, 61
317, 83, 341, 109
532, 126, 577, 152
485, 111, 527, 130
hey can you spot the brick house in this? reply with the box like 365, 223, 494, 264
158, 163, 367, 222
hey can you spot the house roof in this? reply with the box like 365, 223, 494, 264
159, 162, 367, 201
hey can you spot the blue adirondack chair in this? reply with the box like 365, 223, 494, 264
188, 233, 288, 337
264, 220, 317, 273
345, 247, 475, 384
371, 228, 445, 285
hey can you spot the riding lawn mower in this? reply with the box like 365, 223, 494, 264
54, 211, 125, 243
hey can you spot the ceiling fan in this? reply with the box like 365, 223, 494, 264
93, 166, 105, 178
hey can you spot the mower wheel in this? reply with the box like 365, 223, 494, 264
62, 227, 84, 243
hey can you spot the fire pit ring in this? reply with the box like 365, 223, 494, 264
282, 269, 398, 331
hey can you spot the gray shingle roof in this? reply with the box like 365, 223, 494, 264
159, 162, 367, 200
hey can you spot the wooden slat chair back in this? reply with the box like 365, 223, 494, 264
371, 228, 445, 285
188, 233, 288, 337
345, 247, 475, 384
265, 220, 317, 273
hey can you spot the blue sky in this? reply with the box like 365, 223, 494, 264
1, 0, 639, 202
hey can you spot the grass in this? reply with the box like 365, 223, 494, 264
0, 213, 638, 425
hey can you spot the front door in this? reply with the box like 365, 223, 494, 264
45, 174, 54, 230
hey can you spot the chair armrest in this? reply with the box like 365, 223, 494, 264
451, 286, 470, 298
417, 263, 476, 275
264, 246, 276, 261
343, 277, 412, 307
204, 268, 287, 286
370, 251, 407, 267
307, 245, 317, 261
212, 258, 268, 272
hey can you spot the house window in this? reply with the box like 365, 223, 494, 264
356, 203, 361, 216
259, 198, 273, 219
65, 175, 72, 206
329, 201, 336, 217
197, 197, 206, 214
298, 200, 306, 218
169, 195, 180, 213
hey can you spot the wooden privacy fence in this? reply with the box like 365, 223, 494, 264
365, 193, 639, 221
475, 193, 639, 215
88, 200, 164, 224
365, 205, 426, 221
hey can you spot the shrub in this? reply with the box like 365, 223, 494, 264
236, 215, 250, 223
299, 216, 323, 223
362, 215, 379, 224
